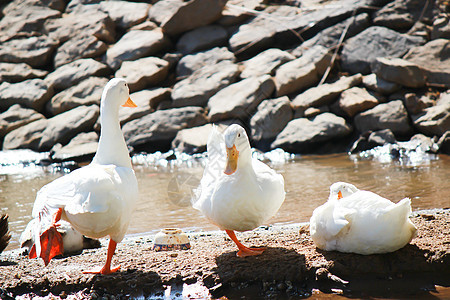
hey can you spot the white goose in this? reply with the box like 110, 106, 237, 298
310, 182, 417, 255
30, 78, 139, 274
193, 124, 285, 257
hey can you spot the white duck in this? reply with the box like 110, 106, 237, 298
310, 182, 417, 255
193, 124, 285, 257
29, 78, 139, 274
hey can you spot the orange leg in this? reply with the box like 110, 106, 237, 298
83, 239, 120, 275
225, 230, 266, 257
29, 208, 64, 266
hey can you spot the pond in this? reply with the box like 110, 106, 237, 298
1, 147, 449, 251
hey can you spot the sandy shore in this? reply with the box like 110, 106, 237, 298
0, 209, 449, 299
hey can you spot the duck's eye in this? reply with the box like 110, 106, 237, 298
238, 133, 241, 137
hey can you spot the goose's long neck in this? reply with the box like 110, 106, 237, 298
92, 100, 132, 168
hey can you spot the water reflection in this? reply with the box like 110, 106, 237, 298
0, 149, 449, 251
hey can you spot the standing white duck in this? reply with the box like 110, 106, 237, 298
29, 78, 139, 274
193, 124, 285, 257
310, 182, 417, 255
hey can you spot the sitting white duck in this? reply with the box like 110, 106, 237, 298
193, 124, 285, 257
29, 78, 139, 274
310, 182, 417, 255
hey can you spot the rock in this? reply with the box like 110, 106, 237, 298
115, 57, 169, 92
119, 89, 169, 125
341, 26, 424, 74
149, 0, 227, 36
65, 0, 101, 14
45, 9, 115, 44
403, 93, 434, 115
122, 106, 208, 151
354, 100, 413, 136
403, 39, 450, 88
54, 34, 108, 68
362, 73, 401, 95
131, 20, 158, 31
0, 36, 58, 68
274, 45, 331, 97
271, 113, 352, 153
250, 96, 293, 146
291, 74, 362, 110
431, 15, 450, 39
368, 129, 397, 145
51, 131, 98, 162
372, 57, 427, 88
217, 0, 264, 26
176, 47, 235, 78
437, 131, 450, 154
176, 25, 228, 54
46, 77, 108, 116
240, 48, 295, 79
3, 105, 99, 151
3, 0, 65, 14
98, 1, 149, 30
105, 29, 169, 70
0, 62, 48, 83
45, 58, 110, 91
411, 92, 450, 136
208, 75, 275, 122
0, 104, 45, 138
338, 87, 380, 117
0, 79, 53, 112
373, 0, 437, 31
171, 60, 240, 108
304, 106, 329, 118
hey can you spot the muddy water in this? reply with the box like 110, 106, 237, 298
1, 149, 449, 251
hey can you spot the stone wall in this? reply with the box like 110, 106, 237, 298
0, 0, 449, 161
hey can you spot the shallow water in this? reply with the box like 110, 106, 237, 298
1, 148, 449, 251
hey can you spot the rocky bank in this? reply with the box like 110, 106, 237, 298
0, 0, 449, 161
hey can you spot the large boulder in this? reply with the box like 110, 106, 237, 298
271, 113, 352, 153
122, 106, 208, 151
208, 75, 275, 122
98, 1, 150, 30
0, 36, 58, 68
341, 26, 424, 74
372, 57, 427, 88
0, 79, 53, 112
176, 25, 228, 54
176, 47, 235, 78
240, 48, 295, 79
338, 87, 379, 117
0, 62, 47, 83
0, 104, 45, 138
54, 34, 108, 68
354, 100, 413, 136
149, 0, 227, 36
411, 93, 450, 137
362, 73, 401, 95
51, 131, 98, 162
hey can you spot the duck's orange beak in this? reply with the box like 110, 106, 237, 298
224, 145, 239, 175
122, 97, 137, 108
338, 191, 343, 200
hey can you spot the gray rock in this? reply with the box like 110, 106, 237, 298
65, 0, 101, 14
303, 106, 329, 118
3, 0, 65, 14
403, 39, 450, 88
45, 58, 110, 91
354, 100, 413, 136
412, 92, 450, 136
98, 1, 149, 30
271, 113, 352, 153
176, 47, 235, 78
0, 104, 45, 138
431, 15, 450, 40
403, 93, 434, 115
338, 87, 380, 117
122, 106, 208, 150
176, 25, 228, 54
0, 36, 58, 68
54, 34, 108, 68
46, 77, 108, 116
172, 60, 240, 108
250, 96, 293, 144
115, 57, 169, 92
0, 79, 53, 112
118, 89, 164, 125
208, 75, 275, 122
274, 45, 331, 97
0, 62, 48, 83
105, 29, 169, 70
217, 0, 264, 26
368, 129, 397, 145
362, 73, 401, 95
149, 0, 227, 36
240, 48, 295, 79
51, 131, 98, 162
291, 74, 362, 110
437, 131, 450, 155
341, 26, 424, 74
372, 57, 426, 88
4, 105, 99, 151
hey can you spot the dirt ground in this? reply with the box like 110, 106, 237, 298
0, 209, 449, 299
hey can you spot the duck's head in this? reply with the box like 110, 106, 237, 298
329, 182, 358, 201
102, 78, 137, 108
223, 124, 250, 175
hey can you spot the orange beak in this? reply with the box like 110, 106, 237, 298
224, 145, 239, 175
122, 97, 137, 108
337, 191, 343, 200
